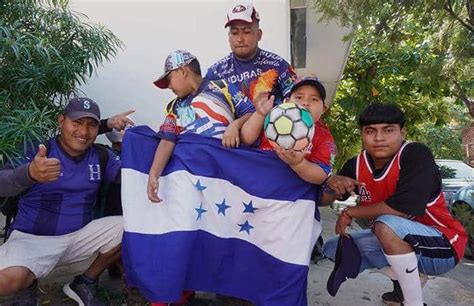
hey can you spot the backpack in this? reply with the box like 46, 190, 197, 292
0, 142, 110, 242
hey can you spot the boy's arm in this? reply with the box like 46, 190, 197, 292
240, 93, 275, 145
147, 139, 176, 203
275, 147, 328, 184
222, 113, 251, 148
240, 112, 265, 146
291, 159, 328, 184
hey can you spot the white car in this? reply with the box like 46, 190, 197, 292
435, 159, 474, 208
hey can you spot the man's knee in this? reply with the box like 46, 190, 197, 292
0, 267, 34, 295
100, 244, 121, 257
373, 221, 398, 241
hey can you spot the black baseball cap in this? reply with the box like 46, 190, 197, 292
290, 76, 327, 104
326, 235, 361, 296
63, 97, 101, 123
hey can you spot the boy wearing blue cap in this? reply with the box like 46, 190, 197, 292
148, 50, 255, 202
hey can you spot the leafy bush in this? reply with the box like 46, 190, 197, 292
451, 204, 474, 259
438, 165, 458, 179
0, 0, 122, 166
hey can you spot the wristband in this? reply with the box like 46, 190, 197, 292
341, 208, 353, 222
321, 177, 335, 195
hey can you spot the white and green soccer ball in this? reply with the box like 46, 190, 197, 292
264, 103, 315, 151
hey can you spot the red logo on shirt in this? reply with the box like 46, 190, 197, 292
232, 5, 246, 13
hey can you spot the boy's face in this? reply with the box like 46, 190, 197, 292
361, 123, 405, 168
167, 68, 192, 98
289, 84, 325, 122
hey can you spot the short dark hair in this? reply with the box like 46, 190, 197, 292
358, 103, 405, 128
187, 58, 201, 76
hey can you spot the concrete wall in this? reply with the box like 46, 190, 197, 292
299, 6, 352, 105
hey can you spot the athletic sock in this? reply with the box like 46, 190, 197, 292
385, 252, 423, 306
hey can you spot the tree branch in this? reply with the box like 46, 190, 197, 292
453, 80, 473, 114
444, 0, 474, 33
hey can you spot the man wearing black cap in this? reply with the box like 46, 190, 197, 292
206, 2, 297, 147
0, 97, 123, 306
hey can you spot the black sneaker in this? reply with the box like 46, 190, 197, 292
63, 275, 104, 306
382, 280, 404, 304
12, 279, 38, 306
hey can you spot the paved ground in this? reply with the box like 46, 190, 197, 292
1, 208, 473, 305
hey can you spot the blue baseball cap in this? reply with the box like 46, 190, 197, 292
326, 234, 361, 296
63, 97, 101, 123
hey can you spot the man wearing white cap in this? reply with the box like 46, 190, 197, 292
206, 2, 297, 146
207, 2, 296, 104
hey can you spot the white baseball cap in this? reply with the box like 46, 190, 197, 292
224, 3, 260, 28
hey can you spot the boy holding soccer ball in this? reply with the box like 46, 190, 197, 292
241, 76, 336, 184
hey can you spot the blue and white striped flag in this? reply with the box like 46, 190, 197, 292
121, 126, 321, 305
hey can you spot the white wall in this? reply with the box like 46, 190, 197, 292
299, 7, 352, 105
71, 0, 291, 133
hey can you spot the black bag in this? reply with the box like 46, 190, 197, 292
1, 142, 109, 242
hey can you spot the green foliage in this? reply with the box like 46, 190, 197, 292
0, 0, 122, 166
415, 102, 469, 160
438, 165, 457, 179
451, 203, 474, 259
312, 0, 473, 168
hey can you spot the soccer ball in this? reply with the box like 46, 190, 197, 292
264, 103, 315, 150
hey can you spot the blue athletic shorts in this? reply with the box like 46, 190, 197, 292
322, 215, 457, 275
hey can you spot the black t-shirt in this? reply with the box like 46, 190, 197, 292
338, 142, 442, 216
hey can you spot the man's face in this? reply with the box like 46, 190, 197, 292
167, 68, 191, 98
361, 123, 405, 167
228, 20, 262, 60
58, 115, 99, 157
289, 84, 325, 122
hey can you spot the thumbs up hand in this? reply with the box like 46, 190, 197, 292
28, 144, 61, 182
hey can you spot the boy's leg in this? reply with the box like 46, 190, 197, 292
374, 215, 457, 306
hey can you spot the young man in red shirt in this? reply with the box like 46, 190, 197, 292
321, 103, 467, 306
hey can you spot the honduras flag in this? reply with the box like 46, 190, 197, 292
121, 126, 322, 305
